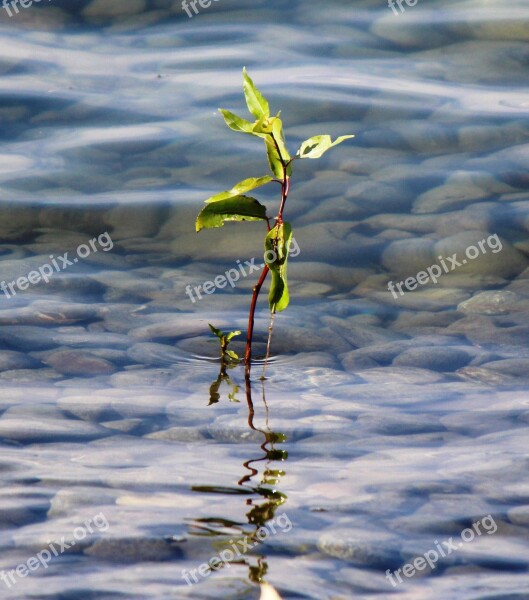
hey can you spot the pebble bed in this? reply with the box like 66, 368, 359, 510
0, 0, 529, 598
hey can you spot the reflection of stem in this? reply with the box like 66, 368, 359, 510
245, 375, 256, 431
240, 376, 271, 487
240, 378, 287, 498
261, 378, 270, 431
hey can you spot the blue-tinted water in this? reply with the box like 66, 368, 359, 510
1, 1, 529, 598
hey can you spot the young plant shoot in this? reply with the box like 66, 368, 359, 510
196, 68, 354, 376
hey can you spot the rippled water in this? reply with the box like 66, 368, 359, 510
1, 0, 529, 598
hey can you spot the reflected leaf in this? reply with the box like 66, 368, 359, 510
228, 383, 240, 402
267, 449, 288, 461
250, 558, 269, 585
192, 485, 252, 495
263, 469, 286, 485
208, 369, 240, 404
208, 376, 221, 405
265, 432, 287, 444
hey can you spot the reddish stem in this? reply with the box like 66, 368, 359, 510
277, 175, 290, 224
244, 264, 270, 376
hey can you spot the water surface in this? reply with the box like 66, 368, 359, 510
1, 0, 529, 598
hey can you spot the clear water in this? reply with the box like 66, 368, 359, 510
1, 0, 529, 598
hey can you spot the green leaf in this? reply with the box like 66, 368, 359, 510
265, 222, 292, 313
219, 101, 292, 179
271, 117, 291, 164
267, 117, 292, 178
225, 349, 239, 360
295, 134, 355, 159
204, 176, 273, 204
243, 67, 270, 120
196, 196, 268, 232
218, 108, 254, 133
253, 115, 292, 178
265, 139, 284, 178
225, 330, 241, 342
252, 115, 274, 135
208, 324, 223, 339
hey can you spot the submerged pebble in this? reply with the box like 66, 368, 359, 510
43, 349, 116, 376
458, 290, 524, 315
318, 527, 401, 568
393, 347, 472, 372
0, 416, 109, 443
0, 350, 41, 371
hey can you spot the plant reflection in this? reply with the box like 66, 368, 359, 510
189, 368, 288, 586
207, 356, 240, 405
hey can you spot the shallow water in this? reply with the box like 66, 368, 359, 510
1, 0, 529, 598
